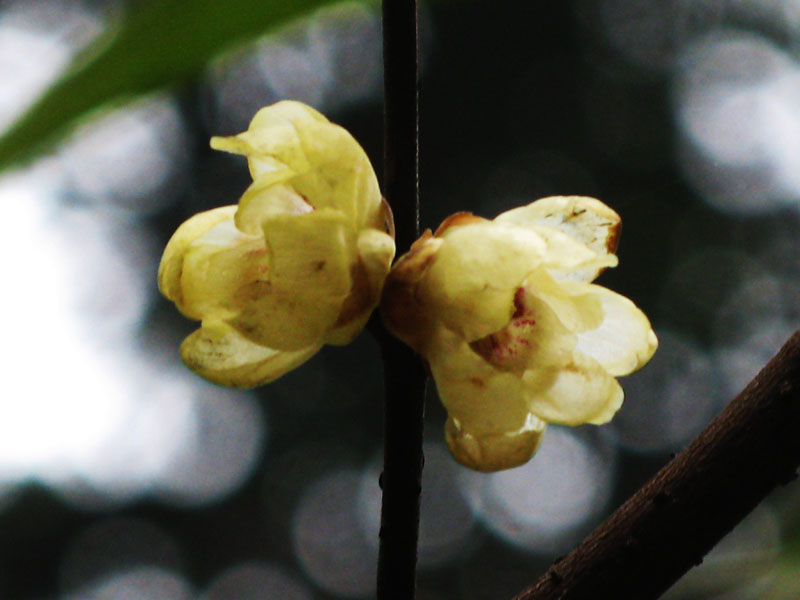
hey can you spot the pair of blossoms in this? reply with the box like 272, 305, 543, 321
159, 101, 657, 472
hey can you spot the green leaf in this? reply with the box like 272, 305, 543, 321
0, 0, 363, 171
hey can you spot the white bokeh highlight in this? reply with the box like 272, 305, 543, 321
675, 30, 800, 213
0, 172, 265, 509
459, 427, 616, 555
0, 0, 105, 132
292, 468, 377, 597
199, 563, 313, 600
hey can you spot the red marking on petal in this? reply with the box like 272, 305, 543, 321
513, 287, 527, 318
512, 319, 536, 327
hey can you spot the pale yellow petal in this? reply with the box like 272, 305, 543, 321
233, 172, 312, 235
522, 269, 604, 334
229, 208, 355, 351
247, 99, 328, 128
428, 329, 546, 471
323, 228, 396, 346
158, 205, 238, 311
424, 222, 547, 341
496, 196, 621, 282
445, 413, 546, 472
287, 125, 381, 227
428, 329, 532, 435
212, 100, 381, 228
210, 101, 329, 179
179, 219, 267, 321
528, 224, 618, 278
468, 284, 576, 375
180, 319, 321, 388
570, 284, 658, 376
523, 352, 624, 426
356, 229, 396, 299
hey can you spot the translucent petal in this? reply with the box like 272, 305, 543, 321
233, 172, 311, 235
289, 124, 381, 227
468, 284, 577, 375
571, 284, 659, 376
496, 196, 621, 282
180, 319, 322, 388
523, 352, 624, 426
158, 205, 238, 311
179, 220, 267, 321
523, 269, 604, 334
356, 229, 396, 299
445, 413, 546, 472
428, 329, 533, 435
229, 208, 355, 351
424, 222, 547, 341
247, 99, 328, 128
324, 228, 396, 346
210, 101, 329, 179
212, 102, 381, 228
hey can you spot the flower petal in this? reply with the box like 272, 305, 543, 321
158, 205, 238, 312
233, 172, 312, 235
429, 328, 546, 471
523, 269, 604, 334
325, 228, 396, 346
229, 208, 355, 351
445, 413, 546, 472
177, 215, 269, 322
210, 100, 327, 179
468, 283, 577, 374
424, 222, 547, 341
523, 352, 624, 426
570, 284, 658, 376
212, 100, 382, 228
180, 319, 322, 388
428, 329, 533, 434
496, 196, 621, 282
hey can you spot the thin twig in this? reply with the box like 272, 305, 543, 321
515, 329, 800, 600
376, 1, 425, 599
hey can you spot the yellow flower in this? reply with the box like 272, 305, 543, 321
381, 196, 657, 472
159, 101, 395, 388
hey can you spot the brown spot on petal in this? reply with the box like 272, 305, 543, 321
434, 212, 488, 236
334, 258, 372, 329
469, 376, 486, 388
606, 219, 621, 255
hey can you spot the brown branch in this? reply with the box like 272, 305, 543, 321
376, 1, 426, 599
515, 329, 800, 600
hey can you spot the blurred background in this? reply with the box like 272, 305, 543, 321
1, 0, 799, 598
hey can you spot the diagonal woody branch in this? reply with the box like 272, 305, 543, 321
515, 329, 800, 600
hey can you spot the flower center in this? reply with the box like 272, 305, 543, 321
469, 287, 537, 372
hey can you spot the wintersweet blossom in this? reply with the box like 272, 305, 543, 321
381, 196, 657, 472
158, 101, 395, 388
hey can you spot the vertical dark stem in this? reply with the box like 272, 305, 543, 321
377, 1, 425, 599
382, 0, 420, 253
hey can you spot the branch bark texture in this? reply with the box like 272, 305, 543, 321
515, 329, 800, 600
377, 1, 425, 599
